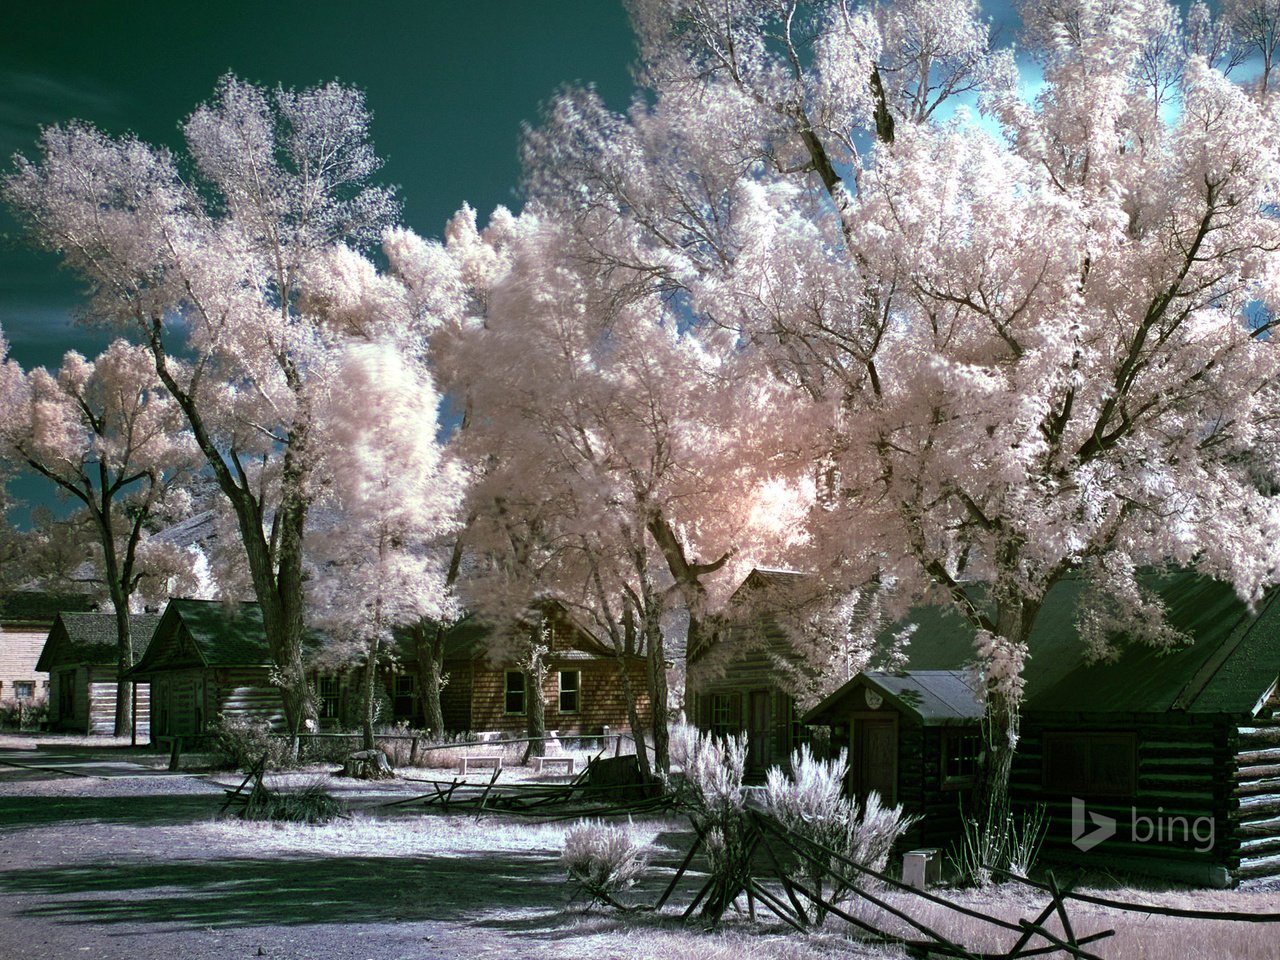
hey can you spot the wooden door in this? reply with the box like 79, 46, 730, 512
747, 689, 772, 777
853, 718, 897, 805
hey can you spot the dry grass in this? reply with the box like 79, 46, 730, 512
823, 880, 1280, 960
205, 804, 684, 859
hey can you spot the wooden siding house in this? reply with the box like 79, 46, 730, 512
126, 599, 288, 738
434, 606, 651, 737
805, 571, 1280, 887
0, 592, 96, 707
37, 612, 161, 735
686, 568, 820, 780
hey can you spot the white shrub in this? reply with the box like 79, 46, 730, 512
562, 818, 649, 905
763, 745, 918, 924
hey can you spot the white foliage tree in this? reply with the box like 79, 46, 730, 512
307, 342, 463, 751
2, 75, 446, 736
521, 0, 1280, 829
0, 335, 200, 734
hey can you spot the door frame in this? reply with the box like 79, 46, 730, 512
849, 710, 898, 805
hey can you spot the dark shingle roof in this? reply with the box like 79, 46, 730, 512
36, 612, 162, 671
0, 591, 96, 623
812, 570, 1280, 721
128, 599, 273, 675
806, 670, 984, 726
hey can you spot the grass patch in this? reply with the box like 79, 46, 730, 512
243, 778, 344, 824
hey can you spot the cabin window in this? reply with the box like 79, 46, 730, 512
316, 676, 341, 720
943, 731, 981, 787
1043, 731, 1136, 797
558, 671, 580, 714
710, 693, 740, 737
505, 671, 526, 715
13, 681, 33, 701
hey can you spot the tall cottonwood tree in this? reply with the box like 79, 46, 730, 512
307, 342, 463, 751
428, 209, 800, 775
4, 76, 412, 735
0, 336, 199, 734
523, 0, 1280, 834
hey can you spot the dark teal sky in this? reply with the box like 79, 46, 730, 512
1, 0, 638, 372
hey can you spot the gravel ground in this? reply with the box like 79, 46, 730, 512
0, 743, 872, 960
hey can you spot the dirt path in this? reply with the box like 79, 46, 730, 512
0, 757, 871, 960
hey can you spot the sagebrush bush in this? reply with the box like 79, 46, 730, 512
562, 819, 649, 906
243, 777, 343, 824
764, 745, 918, 925
210, 713, 293, 771
669, 722, 752, 921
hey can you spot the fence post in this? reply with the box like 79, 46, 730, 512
168, 736, 182, 772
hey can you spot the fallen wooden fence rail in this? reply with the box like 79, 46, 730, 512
989, 866, 1280, 922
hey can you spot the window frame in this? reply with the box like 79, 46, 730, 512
1042, 730, 1137, 798
316, 675, 341, 721
941, 729, 982, 790
558, 670, 580, 715
504, 670, 527, 716
709, 692, 740, 738
13, 681, 34, 702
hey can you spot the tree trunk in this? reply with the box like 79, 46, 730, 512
644, 614, 670, 775
614, 647, 654, 784
413, 621, 447, 736
523, 642, 548, 761
361, 634, 381, 752
149, 346, 317, 747
973, 594, 1040, 878
109, 594, 134, 737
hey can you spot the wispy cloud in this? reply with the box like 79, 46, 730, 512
0, 69, 127, 158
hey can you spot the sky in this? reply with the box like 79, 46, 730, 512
0, 0, 640, 373
0, 0, 1024, 518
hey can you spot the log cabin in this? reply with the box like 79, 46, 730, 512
0, 592, 96, 710
685, 568, 822, 780
37, 612, 161, 735
433, 605, 651, 737
804, 570, 1280, 887
126, 598, 292, 737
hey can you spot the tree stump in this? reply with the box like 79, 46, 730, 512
341, 749, 395, 780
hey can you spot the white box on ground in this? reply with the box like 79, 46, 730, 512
902, 848, 942, 889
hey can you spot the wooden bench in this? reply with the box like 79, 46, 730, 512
534, 755, 575, 775
459, 754, 503, 775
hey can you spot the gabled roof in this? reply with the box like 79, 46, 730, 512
128, 599, 275, 674
807, 670, 985, 727
806, 569, 1280, 722
36, 612, 162, 671
0, 591, 96, 624
430, 600, 632, 666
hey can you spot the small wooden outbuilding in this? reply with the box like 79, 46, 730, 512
806, 570, 1280, 887
126, 599, 287, 737
37, 612, 162, 735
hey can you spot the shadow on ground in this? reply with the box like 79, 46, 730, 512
0, 850, 566, 931
0, 792, 223, 830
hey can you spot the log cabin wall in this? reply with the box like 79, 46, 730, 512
440, 659, 474, 732
1230, 686, 1280, 882
83, 667, 149, 736
211, 667, 286, 732
464, 656, 650, 735
1014, 713, 1237, 886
